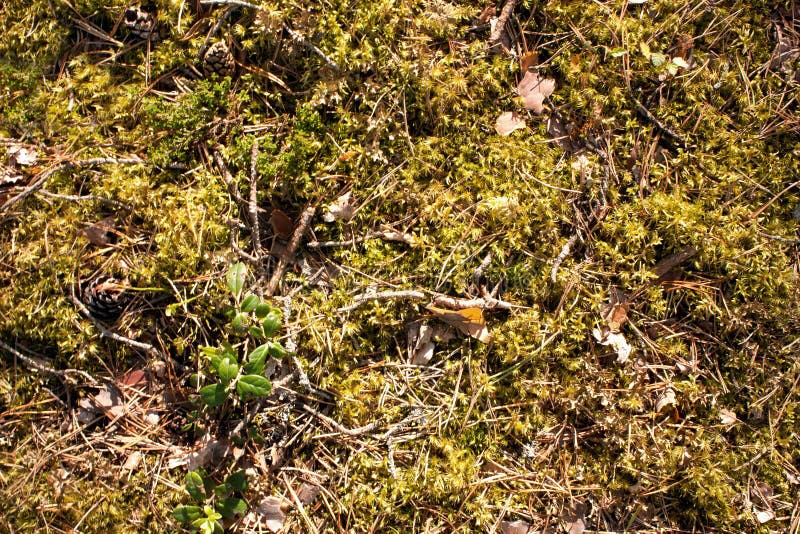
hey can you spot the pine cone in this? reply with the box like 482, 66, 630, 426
124, 6, 163, 42
203, 42, 235, 77
82, 277, 130, 321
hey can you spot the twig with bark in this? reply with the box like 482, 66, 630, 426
0, 339, 99, 385
266, 204, 316, 296
71, 293, 159, 356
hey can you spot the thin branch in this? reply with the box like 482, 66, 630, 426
488, 0, 517, 53
249, 139, 262, 257
301, 403, 381, 437
37, 189, 133, 211
0, 339, 98, 385
71, 294, 159, 355
551, 234, 578, 282
266, 204, 316, 296
0, 157, 143, 215
307, 229, 416, 248
337, 290, 426, 313
337, 289, 523, 313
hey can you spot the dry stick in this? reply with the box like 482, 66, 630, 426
337, 289, 522, 313
265, 205, 316, 296
550, 234, 578, 282
0, 339, 99, 385
301, 403, 381, 437
488, 0, 517, 51
249, 139, 262, 257
71, 294, 159, 355
0, 157, 143, 215
307, 229, 416, 248
749, 180, 800, 220
633, 95, 687, 148
37, 189, 133, 211
198, 0, 340, 70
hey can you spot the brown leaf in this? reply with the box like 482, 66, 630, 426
563, 502, 587, 534
601, 287, 629, 332
296, 482, 321, 505
270, 209, 294, 239
426, 305, 492, 344
82, 217, 117, 246
499, 520, 534, 534
93, 383, 126, 419
719, 408, 738, 426
652, 246, 698, 278
518, 71, 556, 114
495, 111, 527, 136
256, 496, 287, 533
118, 369, 148, 389
519, 50, 540, 72
655, 388, 676, 413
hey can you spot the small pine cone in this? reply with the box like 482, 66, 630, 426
203, 42, 235, 77
82, 277, 130, 321
124, 6, 163, 42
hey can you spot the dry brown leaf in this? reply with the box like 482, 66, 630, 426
122, 450, 143, 471
270, 208, 294, 239
655, 388, 676, 413
517, 71, 556, 114
82, 217, 117, 246
296, 482, 321, 505
7, 144, 38, 166
93, 383, 126, 419
186, 433, 230, 470
323, 191, 356, 222
601, 287, 630, 332
563, 502, 587, 534
499, 519, 534, 534
426, 305, 492, 344
719, 408, 738, 426
519, 50, 540, 72
256, 496, 287, 533
495, 111, 527, 136
592, 327, 632, 363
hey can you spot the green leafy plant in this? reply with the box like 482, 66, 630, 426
173, 468, 249, 533
198, 262, 286, 408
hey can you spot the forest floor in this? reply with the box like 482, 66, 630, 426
1, 0, 800, 532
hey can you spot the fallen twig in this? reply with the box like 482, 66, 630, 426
249, 139, 262, 257
337, 289, 522, 313
71, 293, 159, 356
488, 0, 517, 53
37, 189, 133, 211
551, 234, 578, 282
265, 204, 316, 296
633, 95, 687, 148
0, 157, 143, 216
302, 403, 381, 437
0, 339, 98, 385
307, 229, 416, 248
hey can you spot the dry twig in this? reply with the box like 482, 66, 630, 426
71, 293, 159, 356
0, 339, 99, 385
266, 205, 316, 296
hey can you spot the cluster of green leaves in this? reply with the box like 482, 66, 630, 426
197, 263, 286, 408
173, 468, 249, 534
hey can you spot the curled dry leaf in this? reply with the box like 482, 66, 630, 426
754, 509, 774, 524
517, 71, 556, 114
256, 496, 287, 533
270, 209, 294, 239
426, 305, 492, 344
499, 519, 534, 534
601, 287, 629, 333
7, 144, 38, 166
592, 327, 632, 363
495, 111, 527, 136
655, 388, 677, 413
323, 191, 356, 222
719, 408, 738, 426
563, 502, 587, 534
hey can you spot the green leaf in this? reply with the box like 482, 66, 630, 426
650, 52, 666, 67
199, 383, 228, 406
173, 505, 202, 523
244, 344, 269, 375
225, 470, 248, 492
227, 262, 247, 299
217, 497, 248, 519
236, 374, 272, 399
610, 47, 627, 58
217, 357, 239, 384
666, 61, 679, 75
185, 471, 205, 501
262, 313, 281, 338
254, 302, 273, 319
267, 342, 286, 359
241, 293, 260, 312
214, 483, 229, 498
232, 312, 249, 332
249, 325, 264, 339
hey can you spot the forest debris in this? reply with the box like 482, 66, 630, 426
184, 434, 231, 470
425, 305, 492, 344
495, 111, 527, 136
82, 216, 117, 246
407, 322, 456, 365
269, 208, 294, 239
6, 144, 38, 166
655, 388, 676, 413
499, 519, 534, 534
563, 502, 587, 534
323, 191, 357, 222
592, 327, 632, 363
266, 204, 315, 296
719, 408, 738, 426
601, 287, 630, 333
518, 71, 556, 114
488, 0, 517, 53
255, 496, 287, 533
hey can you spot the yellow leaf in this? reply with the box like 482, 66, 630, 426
425, 305, 492, 344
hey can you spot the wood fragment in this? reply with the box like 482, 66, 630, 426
488, 0, 517, 53
265, 204, 316, 296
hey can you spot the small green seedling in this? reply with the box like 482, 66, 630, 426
198, 262, 287, 408
173, 468, 249, 533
